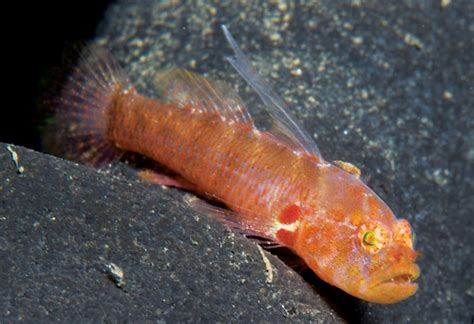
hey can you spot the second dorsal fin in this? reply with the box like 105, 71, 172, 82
154, 68, 254, 126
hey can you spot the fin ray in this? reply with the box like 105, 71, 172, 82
187, 197, 276, 241
221, 25, 322, 160
43, 44, 131, 166
154, 68, 254, 126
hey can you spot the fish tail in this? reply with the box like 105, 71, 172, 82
42, 44, 132, 166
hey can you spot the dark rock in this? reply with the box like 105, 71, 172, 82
2, 0, 473, 322
0, 144, 341, 322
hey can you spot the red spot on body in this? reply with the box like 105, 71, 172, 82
276, 229, 296, 247
279, 205, 301, 224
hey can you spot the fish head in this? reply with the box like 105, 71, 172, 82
298, 165, 420, 303
348, 217, 420, 304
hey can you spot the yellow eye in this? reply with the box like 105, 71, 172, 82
358, 221, 391, 254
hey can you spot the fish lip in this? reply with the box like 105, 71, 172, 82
369, 262, 420, 289
362, 262, 420, 303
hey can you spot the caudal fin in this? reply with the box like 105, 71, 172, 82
43, 44, 132, 166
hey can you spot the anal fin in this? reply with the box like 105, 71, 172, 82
138, 169, 195, 191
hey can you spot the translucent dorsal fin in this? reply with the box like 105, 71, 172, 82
222, 25, 322, 159
154, 68, 254, 126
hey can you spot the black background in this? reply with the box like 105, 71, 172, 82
2, 1, 110, 151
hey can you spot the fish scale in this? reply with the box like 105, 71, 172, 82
110, 91, 307, 224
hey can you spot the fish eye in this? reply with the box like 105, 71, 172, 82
358, 221, 390, 254
362, 231, 376, 246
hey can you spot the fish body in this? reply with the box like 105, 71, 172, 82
46, 26, 419, 303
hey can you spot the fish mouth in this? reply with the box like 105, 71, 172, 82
372, 263, 420, 286
364, 262, 420, 304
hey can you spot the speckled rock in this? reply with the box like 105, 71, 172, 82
2, 0, 473, 322
0, 144, 341, 322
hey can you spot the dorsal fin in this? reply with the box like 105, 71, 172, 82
222, 25, 323, 160
154, 68, 254, 126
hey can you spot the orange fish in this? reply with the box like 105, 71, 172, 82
45, 26, 419, 303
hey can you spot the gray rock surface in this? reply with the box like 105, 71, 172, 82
0, 144, 341, 322
1, 0, 473, 322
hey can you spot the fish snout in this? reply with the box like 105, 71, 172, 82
363, 262, 420, 304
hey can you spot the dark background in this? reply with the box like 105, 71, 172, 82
2, 1, 110, 150
1, 1, 473, 322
